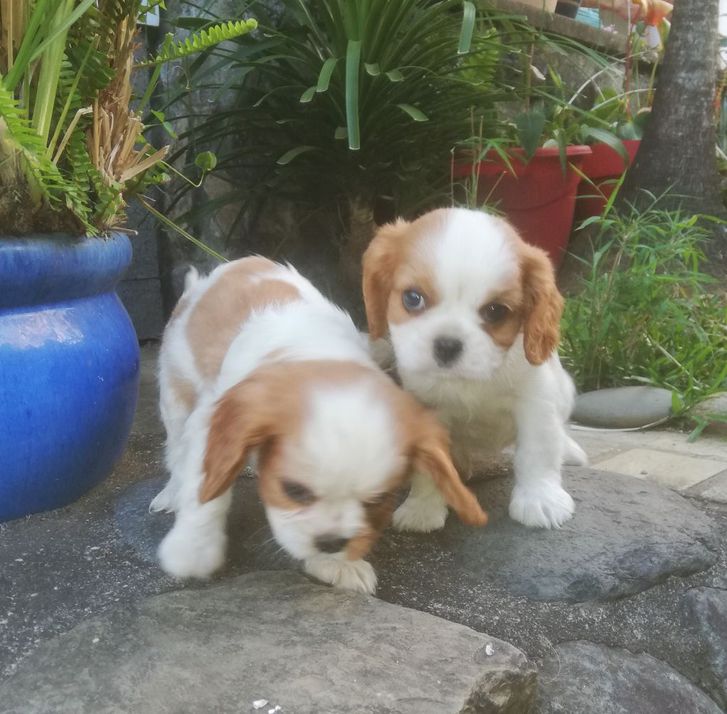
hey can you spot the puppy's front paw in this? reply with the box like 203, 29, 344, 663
393, 496, 448, 533
304, 554, 377, 594
158, 525, 226, 579
509, 481, 575, 529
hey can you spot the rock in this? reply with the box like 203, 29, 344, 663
431, 469, 718, 603
535, 641, 723, 714
691, 393, 727, 436
0, 571, 537, 714
572, 386, 674, 428
685, 588, 727, 706
693, 393, 727, 419
118, 470, 719, 605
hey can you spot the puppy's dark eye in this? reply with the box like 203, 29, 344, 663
402, 289, 426, 312
480, 302, 510, 324
282, 480, 317, 505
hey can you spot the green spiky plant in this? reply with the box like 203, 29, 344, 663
0, 0, 256, 236
163, 0, 521, 285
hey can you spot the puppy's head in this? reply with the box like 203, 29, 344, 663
200, 361, 486, 562
362, 208, 563, 384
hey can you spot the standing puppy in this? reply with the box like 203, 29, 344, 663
362, 208, 587, 533
151, 256, 486, 594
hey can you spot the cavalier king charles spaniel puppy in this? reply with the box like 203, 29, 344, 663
362, 208, 587, 533
150, 256, 486, 594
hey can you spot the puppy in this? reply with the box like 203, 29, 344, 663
150, 256, 486, 594
362, 207, 587, 533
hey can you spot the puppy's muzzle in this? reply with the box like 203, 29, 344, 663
433, 336, 463, 367
314, 535, 350, 554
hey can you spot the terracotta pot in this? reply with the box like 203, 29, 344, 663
452, 145, 592, 268
575, 139, 641, 221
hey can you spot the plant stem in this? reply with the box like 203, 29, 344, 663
32, 0, 74, 143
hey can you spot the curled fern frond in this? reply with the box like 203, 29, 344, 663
136, 19, 258, 67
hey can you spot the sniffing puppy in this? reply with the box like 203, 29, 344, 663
362, 208, 587, 532
151, 256, 486, 594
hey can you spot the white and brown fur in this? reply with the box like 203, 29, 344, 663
150, 256, 486, 594
362, 208, 587, 533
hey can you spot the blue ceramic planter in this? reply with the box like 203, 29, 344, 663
0, 233, 140, 521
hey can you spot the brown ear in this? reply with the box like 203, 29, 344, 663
413, 415, 488, 527
520, 242, 564, 365
200, 378, 274, 503
361, 220, 409, 340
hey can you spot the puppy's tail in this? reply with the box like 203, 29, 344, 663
183, 266, 200, 293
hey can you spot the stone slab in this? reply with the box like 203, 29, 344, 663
535, 641, 723, 714
593, 448, 727, 491
688, 471, 727, 504
686, 587, 727, 706
572, 387, 673, 429
119, 469, 719, 604
571, 427, 727, 462
438, 470, 719, 602
0, 571, 536, 714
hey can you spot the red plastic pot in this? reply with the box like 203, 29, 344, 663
575, 139, 641, 221
453, 145, 592, 268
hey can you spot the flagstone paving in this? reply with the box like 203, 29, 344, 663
1, 343, 726, 713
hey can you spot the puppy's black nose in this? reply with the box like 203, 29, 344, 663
433, 337, 463, 366
315, 535, 350, 554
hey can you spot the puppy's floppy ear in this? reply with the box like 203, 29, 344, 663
412, 413, 488, 527
200, 376, 275, 502
519, 241, 564, 365
362, 220, 409, 340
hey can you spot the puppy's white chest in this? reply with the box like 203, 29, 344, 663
409, 377, 517, 459
446, 395, 516, 456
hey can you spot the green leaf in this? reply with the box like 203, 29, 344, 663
195, 151, 218, 172
458, 1, 476, 55
396, 103, 428, 122
316, 57, 338, 92
365, 62, 381, 76
300, 85, 317, 103
385, 69, 404, 82
671, 391, 684, 414
136, 19, 259, 67
514, 109, 546, 160
582, 126, 629, 164
277, 145, 319, 165
151, 110, 178, 139
345, 40, 362, 151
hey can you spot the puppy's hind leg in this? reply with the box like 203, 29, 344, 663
150, 371, 196, 514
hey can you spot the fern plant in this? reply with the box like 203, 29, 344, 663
0, 0, 256, 235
